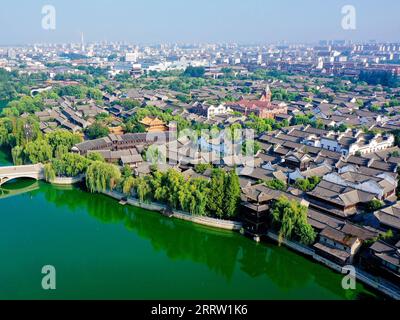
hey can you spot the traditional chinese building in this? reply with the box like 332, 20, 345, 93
139, 116, 168, 132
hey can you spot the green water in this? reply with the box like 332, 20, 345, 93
0, 148, 12, 166
0, 154, 379, 300
0, 100, 9, 112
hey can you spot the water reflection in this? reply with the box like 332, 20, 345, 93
0, 180, 40, 200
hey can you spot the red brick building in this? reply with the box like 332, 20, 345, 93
227, 85, 288, 119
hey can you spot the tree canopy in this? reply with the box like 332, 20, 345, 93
85, 122, 110, 139
271, 196, 316, 246
86, 161, 121, 193
183, 66, 206, 78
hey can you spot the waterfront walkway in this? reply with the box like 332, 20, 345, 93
0, 164, 44, 186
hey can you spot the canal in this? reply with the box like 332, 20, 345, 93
0, 150, 380, 300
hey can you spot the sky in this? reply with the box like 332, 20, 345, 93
0, 0, 399, 45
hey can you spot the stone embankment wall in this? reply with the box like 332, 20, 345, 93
50, 174, 85, 185
102, 190, 242, 231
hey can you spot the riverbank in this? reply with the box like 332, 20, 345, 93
102, 190, 242, 231
265, 231, 400, 300
50, 174, 85, 185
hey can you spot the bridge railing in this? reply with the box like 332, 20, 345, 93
0, 164, 44, 175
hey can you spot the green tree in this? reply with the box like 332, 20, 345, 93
44, 163, 56, 182
183, 66, 205, 78
54, 144, 69, 159
86, 161, 121, 193
11, 145, 24, 165
271, 196, 316, 246
85, 122, 109, 139
381, 229, 394, 240
242, 140, 261, 155
224, 170, 241, 217
46, 130, 82, 156
87, 152, 105, 162
194, 163, 212, 174
135, 176, 152, 203
265, 179, 287, 191
366, 199, 384, 212
122, 176, 136, 196
121, 165, 133, 178
208, 169, 226, 218
52, 153, 89, 177
191, 178, 209, 216
23, 139, 53, 164
294, 177, 321, 192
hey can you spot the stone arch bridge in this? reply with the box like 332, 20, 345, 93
0, 164, 44, 186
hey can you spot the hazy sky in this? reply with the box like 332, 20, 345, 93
0, 0, 399, 44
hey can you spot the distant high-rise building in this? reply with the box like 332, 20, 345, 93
7, 49, 16, 59
81, 32, 85, 52
316, 57, 324, 69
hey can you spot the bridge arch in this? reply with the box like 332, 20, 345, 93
30, 86, 53, 97
0, 175, 41, 186
0, 164, 44, 186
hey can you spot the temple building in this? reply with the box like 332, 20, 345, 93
227, 85, 288, 119
139, 116, 168, 132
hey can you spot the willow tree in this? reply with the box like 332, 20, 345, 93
44, 163, 56, 182
122, 176, 136, 196
271, 196, 316, 246
23, 139, 53, 164
0, 118, 12, 146
52, 153, 89, 177
12, 116, 42, 147
149, 169, 210, 216
54, 144, 69, 159
46, 129, 82, 156
87, 152, 105, 162
151, 171, 168, 203
86, 161, 121, 193
135, 176, 152, 203
11, 146, 23, 165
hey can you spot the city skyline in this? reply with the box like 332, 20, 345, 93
0, 0, 399, 45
